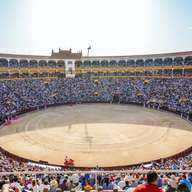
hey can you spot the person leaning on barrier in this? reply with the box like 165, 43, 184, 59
179, 174, 191, 191
133, 171, 163, 192
177, 183, 190, 192
97, 186, 103, 192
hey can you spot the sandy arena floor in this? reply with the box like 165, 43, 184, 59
0, 104, 192, 167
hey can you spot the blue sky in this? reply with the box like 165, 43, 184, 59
0, 0, 192, 56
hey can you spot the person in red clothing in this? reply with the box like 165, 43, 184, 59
133, 171, 164, 192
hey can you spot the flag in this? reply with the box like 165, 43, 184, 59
87, 45, 91, 50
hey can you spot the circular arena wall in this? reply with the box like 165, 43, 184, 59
0, 104, 192, 167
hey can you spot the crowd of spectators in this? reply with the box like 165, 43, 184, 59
0, 148, 192, 173
1, 170, 192, 192
0, 77, 192, 120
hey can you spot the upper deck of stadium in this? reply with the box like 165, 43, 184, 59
0, 49, 192, 61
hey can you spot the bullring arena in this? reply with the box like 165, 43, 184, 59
1, 103, 192, 167
2, 1, 192, 191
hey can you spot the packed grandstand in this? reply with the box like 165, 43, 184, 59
1, 49, 192, 191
